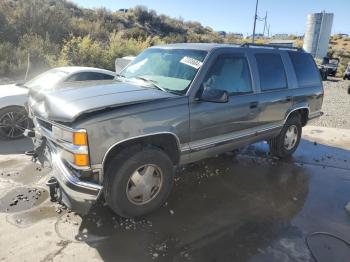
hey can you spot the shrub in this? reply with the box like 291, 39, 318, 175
0, 34, 58, 77
0, 42, 22, 76
57, 36, 109, 69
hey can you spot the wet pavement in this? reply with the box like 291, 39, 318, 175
0, 126, 349, 262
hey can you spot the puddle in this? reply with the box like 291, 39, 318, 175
0, 187, 49, 213
49, 153, 311, 261
55, 204, 154, 242
7, 206, 58, 227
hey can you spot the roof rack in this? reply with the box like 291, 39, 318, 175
241, 43, 304, 52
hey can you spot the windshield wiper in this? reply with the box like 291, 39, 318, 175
133, 76, 168, 92
115, 73, 126, 80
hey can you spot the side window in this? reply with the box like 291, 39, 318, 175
204, 56, 253, 95
81, 72, 103, 81
255, 53, 287, 91
101, 73, 114, 80
288, 52, 321, 87
65, 73, 79, 82
65, 72, 113, 82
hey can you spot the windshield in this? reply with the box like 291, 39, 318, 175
329, 59, 339, 65
25, 69, 69, 90
120, 48, 207, 94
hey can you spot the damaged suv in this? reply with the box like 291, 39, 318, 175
27, 43, 324, 217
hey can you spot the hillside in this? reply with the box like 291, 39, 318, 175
328, 35, 350, 76
0, 0, 226, 77
1, 0, 349, 78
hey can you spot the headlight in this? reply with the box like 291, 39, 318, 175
52, 126, 90, 168
52, 126, 88, 146
52, 126, 73, 143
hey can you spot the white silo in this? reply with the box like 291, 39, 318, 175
303, 11, 333, 59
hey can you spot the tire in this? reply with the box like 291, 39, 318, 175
104, 146, 174, 217
269, 114, 302, 158
0, 106, 30, 140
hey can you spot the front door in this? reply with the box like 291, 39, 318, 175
189, 54, 260, 155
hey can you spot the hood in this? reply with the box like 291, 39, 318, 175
0, 84, 28, 98
29, 80, 176, 122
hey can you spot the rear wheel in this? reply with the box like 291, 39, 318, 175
269, 114, 302, 158
104, 146, 174, 217
0, 106, 30, 139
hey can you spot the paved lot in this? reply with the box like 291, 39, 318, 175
0, 126, 350, 262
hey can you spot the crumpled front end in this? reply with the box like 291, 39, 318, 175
29, 116, 103, 214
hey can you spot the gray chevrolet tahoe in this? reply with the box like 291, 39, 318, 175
27, 43, 324, 217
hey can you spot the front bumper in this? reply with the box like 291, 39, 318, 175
27, 127, 103, 214
50, 149, 102, 212
51, 149, 102, 203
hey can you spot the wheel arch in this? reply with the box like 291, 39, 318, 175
285, 106, 309, 126
102, 132, 181, 175
0, 105, 26, 112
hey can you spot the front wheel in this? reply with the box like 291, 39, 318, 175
104, 146, 174, 218
269, 114, 302, 158
0, 106, 30, 140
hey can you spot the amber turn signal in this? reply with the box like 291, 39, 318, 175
73, 132, 87, 146
74, 154, 89, 167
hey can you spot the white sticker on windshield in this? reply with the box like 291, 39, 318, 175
180, 56, 203, 69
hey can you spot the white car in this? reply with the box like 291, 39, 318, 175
0, 67, 115, 139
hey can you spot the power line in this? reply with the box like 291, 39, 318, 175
252, 0, 269, 42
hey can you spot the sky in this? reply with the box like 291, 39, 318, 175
71, 0, 350, 36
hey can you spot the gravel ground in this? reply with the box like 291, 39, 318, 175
313, 77, 350, 129
1, 77, 349, 128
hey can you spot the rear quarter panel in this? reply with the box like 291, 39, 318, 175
287, 52, 324, 116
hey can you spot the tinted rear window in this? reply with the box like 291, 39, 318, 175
255, 53, 287, 91
288, 52, 321, 87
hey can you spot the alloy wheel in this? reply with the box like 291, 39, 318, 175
0, 110, 29, 139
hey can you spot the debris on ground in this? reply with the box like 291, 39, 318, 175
149, 242, 169, 259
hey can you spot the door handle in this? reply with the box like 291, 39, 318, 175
250, 101, 259, 109
286, 96, 292, 102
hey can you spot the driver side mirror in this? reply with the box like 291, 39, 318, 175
199, 88, 229, 103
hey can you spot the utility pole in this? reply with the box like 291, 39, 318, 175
263, 11, 268, 36
252, 0, 259, 43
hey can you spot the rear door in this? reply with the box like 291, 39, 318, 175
189, 50, 260, 152
252, 51, 293, 127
